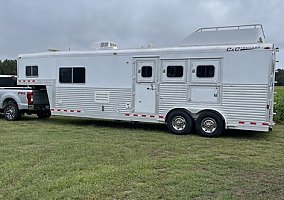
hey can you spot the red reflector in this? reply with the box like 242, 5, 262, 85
133, 114, 138, 117
150, 115, 155, 118
142, 115, 146, 117
77, 110, 81, 113
51, 109, 55, 111
239, 121, 245, 124
250, 122, 257, 125
125, 113, 130, 116
70, 110, 74, 112
64, 110, 68, 112
159, 116, 164, 119
262, 123, 269, 126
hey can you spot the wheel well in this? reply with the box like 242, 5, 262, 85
197, 109, 225, 123
165, 108, 193, 123
2, 98, 17, 107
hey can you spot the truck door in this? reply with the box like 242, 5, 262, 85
134, 59, 157, 114
190, 59, 221, 104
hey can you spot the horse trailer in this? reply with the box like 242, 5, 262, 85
17, 24, 277, 137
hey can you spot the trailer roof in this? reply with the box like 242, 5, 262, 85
18, 43, 274, 59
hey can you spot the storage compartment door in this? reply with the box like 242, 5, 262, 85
190, 86, 219, 103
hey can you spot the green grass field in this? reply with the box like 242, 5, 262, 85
0, 114, 283, 199
276, 86, 284, 95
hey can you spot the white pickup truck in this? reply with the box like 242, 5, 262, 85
0, 75, 50, 120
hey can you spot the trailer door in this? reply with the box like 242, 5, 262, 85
134, 59, 157, 114
190, 59, 221, 104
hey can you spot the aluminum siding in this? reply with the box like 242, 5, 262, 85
55, 87, 132, 117
222, 84, 268, 123
158, 83, 188, 115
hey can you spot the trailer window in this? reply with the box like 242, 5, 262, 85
73, 67, 85, 83
26, 66, 38, 77
167, 66, 183, 77
59, 68, 72, 83
141, 66, 152, 78
59, 67, 85, 83
196, 65, 215, 78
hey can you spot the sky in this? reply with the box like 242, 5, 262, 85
0, 0, 283, 68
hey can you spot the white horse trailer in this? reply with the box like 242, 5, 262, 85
17, 24, 276, 137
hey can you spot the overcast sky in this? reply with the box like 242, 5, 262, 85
0, 0, 283, 67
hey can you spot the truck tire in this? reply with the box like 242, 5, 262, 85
195, 111, 224, 137
3, 101, 21, 121
37, 111, 51, 119
167, 110, 193, 135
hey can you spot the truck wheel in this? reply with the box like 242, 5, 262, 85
3, 101, 21, 121
37, 111, 51, 119
167, 111, 193, 135
196, 111, 224, 137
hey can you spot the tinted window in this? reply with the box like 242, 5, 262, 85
59, 67, 85, 83
26, 66, 38, 77
0, 77, 17, 87
59, 68, 72, 83
141, 66, 152, 78
196, 65, 215, 78
167, 66, 183, 77
73, 67, 85, 83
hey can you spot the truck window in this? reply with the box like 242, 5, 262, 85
167, 66, 183, 77
59, 67, 85, 84
26, 66, 38, 77
196, 65, 215, 78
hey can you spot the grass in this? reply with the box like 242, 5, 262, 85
0, 115, 283, 200
275, 86, 284, 122
275, 86, 284, 95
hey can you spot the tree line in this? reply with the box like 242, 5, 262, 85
275, 69, 284, 86
0, 59, 284, 86
0, 59, 17, 75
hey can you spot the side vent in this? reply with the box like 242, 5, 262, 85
94, 91, 110, 103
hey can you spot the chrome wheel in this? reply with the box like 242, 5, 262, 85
172, 116, 186, 131
5, 105, 16, 120
201, 117, 217, 133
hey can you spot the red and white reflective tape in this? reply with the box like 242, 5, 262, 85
239, 121, 269, 126
18, 80, 36, 83
125, 113, 164, 119
51, 108, 81, 113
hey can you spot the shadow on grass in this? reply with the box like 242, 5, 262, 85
0, 114, 270, 139
222, 129, 270, 140
5, 114, 168, 133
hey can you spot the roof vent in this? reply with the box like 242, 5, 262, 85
91, 42, 118, 50
47, 48, 61, 52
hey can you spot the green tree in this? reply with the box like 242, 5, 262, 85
275, 68, 284, 86
0, 59, 17, 75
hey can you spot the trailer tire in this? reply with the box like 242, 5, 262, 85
3, 101, 21, 121
167, 110, 193, 135
37, 111, 51, 119
196, 111, 224, 137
